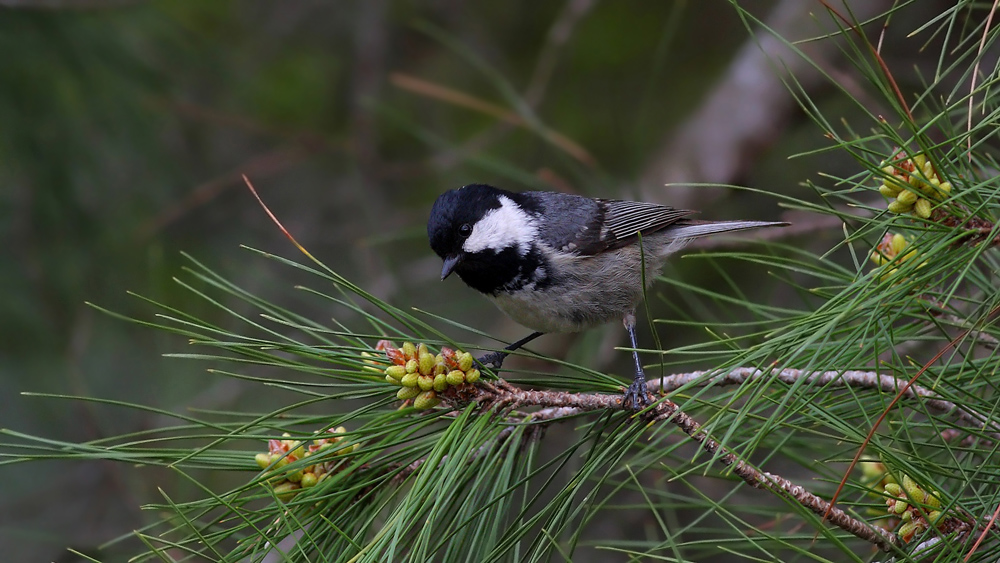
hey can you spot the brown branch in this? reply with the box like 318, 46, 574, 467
454, 378, 901, 551
650, 367, 1000, 441
932, 208, 1000, 249
356, 360, 1000, 552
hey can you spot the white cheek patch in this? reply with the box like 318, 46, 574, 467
463, 195, 537, 255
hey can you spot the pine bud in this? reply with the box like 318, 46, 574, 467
879, 184, 900, 198
286, 468, 304, 483
433, 372, 448, 392
897, 521, 922, 543
385, 365, 407, 380
417, 375, 435, 391
457, 352, 474, 371
273, 482, 299, 501
255, 453, 273, 469
465, 369, 481, 383
301, 472, 319, 488
887, 200, 912, 214
414, 390, 441, 410
401, 342, 417, 359
914, 198, 932, 218
418, 353, 435, 375
446, 369, 466, 386
896, 189, 918, 205
397, 386, 421, 400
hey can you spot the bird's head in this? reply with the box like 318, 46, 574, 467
427, 184, 538, 285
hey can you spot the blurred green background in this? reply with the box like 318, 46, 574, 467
0, 1, 896, 560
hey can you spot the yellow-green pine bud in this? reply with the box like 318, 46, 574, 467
386, 374, 403, 385
401, 342, 417, 359
457, 352, 474, 371
273, 482, 299, 501
889, 234, 907, 254
896, 189, 918, 205
417, 375, 435, 391
301, 472, 319, 488
901, 474, 922, 499
888, 200, 913, 214
286, 468, 304, 483
400, 372, 420, 387
885, 483, 902, 496
417, 343, 429, 358
859, 459, 886, 481
893, 500, 909, 514
938, 181, 952, 194
433, 372, 448, 392
405, 359, 419, 374
385, 365, 407, 380
255, 453, 273, 469
914, 198, 932, 218
397, 386, 421, 400
414, 390, 441, 410
897, 521, 919, 542
465, 368, 481, 383
445, 369, 466, 386
881, 164, 894, 176
879, 184, 900, 198
926, 491, 941, 509
418, 353, 435, 375
927, 510, 942, 524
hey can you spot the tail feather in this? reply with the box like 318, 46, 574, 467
667, 220, 788, 240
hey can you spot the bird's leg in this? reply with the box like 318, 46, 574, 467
477, 331, 544, 373
622, 312, 652, 410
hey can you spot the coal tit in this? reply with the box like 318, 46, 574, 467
427, 183, 787, 408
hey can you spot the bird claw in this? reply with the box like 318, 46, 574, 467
476, 351, 507, 373
623, 379, 652, 411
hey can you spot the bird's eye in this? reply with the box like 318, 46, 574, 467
458, 223, 473, 238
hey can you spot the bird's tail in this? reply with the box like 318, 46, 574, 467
668, 219, 789, 240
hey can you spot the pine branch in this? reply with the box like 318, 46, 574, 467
459, 378, 907, 550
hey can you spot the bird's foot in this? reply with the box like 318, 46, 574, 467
475, 350, 507, 375
622, 378, 652, 411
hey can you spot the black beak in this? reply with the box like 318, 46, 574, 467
441, 254, 462, 280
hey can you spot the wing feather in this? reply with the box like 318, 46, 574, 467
530, 193, 695, 256
596, 199, 694, 249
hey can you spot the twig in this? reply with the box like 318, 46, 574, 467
931, 208, 1000, 249
463, 379, 901, 551
649, 367, 1000, 441
936, 313, 1000, 350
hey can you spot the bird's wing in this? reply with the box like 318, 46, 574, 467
589, 199, 695, 252
531, 193, 695, 256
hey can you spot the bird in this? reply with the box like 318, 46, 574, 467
427, 183, 787, 409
